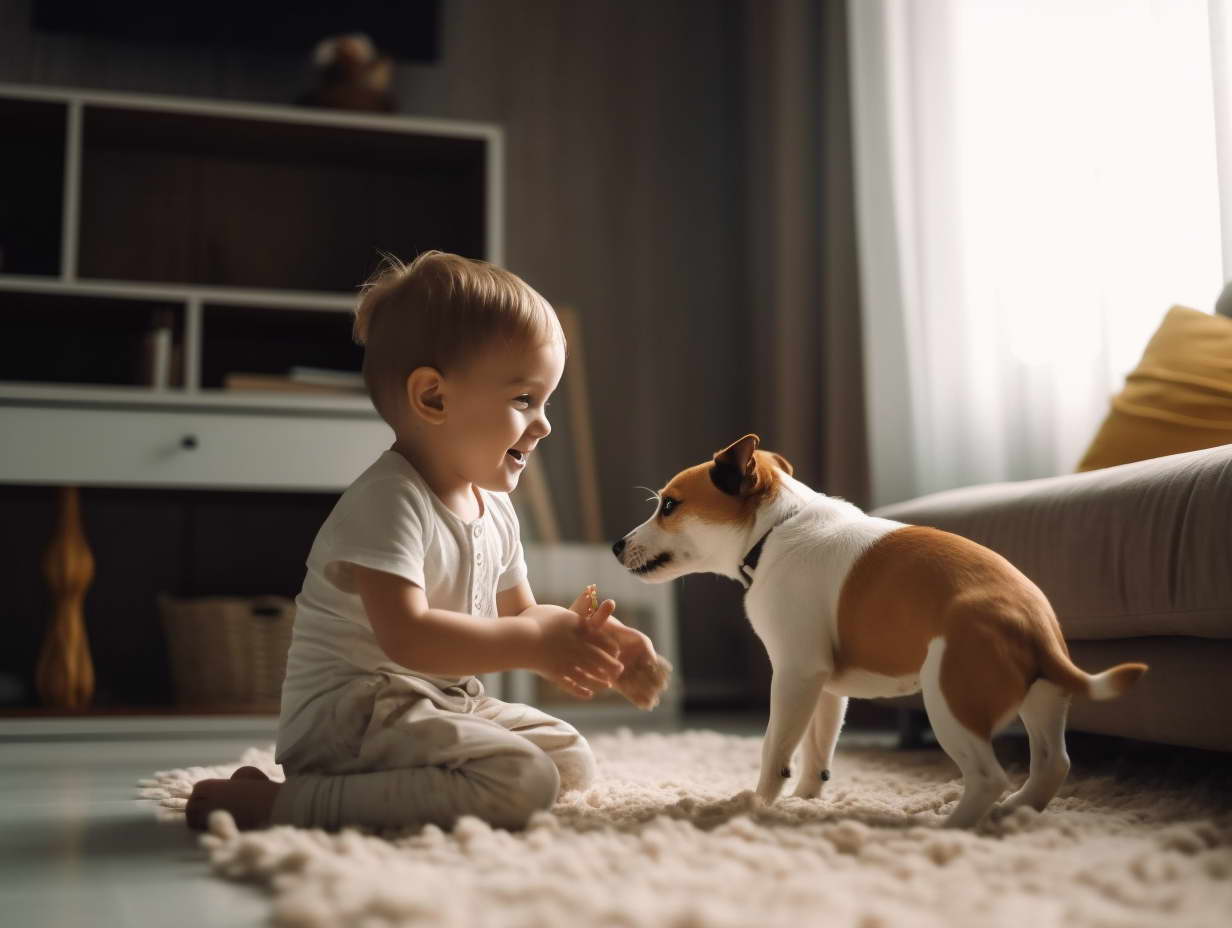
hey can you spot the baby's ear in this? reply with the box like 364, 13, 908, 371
407, 367, 446, 423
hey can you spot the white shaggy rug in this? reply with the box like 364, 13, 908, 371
140, 730, 1232, 928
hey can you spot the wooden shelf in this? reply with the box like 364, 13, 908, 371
0, 273, 355, 311
0, 382, 379, 417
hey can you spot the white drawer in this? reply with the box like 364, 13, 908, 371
0, 404, 393, 491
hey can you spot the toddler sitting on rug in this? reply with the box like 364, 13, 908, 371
187, 251, 669, 832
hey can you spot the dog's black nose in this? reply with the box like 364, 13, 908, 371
612, 538, 626, 557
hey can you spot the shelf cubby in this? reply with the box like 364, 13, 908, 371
200, 302, 363, 391
0, 290, 183, 388
78, 105, 488, 292
0, 97, 66, 278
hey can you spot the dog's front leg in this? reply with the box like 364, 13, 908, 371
792, 690, 847, 799
756, 667, 828, 802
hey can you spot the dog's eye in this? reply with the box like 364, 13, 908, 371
660, 496, 680, 517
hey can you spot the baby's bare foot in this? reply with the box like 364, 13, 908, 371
185, 767, 279, 830
230, 765, 271, 782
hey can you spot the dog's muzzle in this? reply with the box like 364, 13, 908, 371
630, 551, 672, 575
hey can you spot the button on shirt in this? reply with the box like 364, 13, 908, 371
275, 450, 527, 763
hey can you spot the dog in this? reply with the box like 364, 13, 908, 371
613, 434, 1147, 828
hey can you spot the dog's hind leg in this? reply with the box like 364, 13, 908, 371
756, 667, 828, 802
792, 690, 848, 800
1000, 679, 1071, 813
921, 639, 1011, 829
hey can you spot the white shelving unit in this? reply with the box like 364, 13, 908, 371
0, 81, 505, 488
0, 82, 506, 706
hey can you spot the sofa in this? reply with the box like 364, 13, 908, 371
874, 443, 1232, 751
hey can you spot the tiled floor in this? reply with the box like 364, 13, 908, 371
0, 713, 779, 927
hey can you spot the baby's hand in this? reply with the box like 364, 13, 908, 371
572, 584, 673, 710
528, 602, 622, 700
568, 584, 609, 633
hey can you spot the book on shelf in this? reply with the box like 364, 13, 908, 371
223, 372, 365, 395
141, 311, 181, 389
287, 366, 365, 389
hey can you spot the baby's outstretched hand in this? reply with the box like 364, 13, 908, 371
529, 602, 622, 701
573, 584, 673, 710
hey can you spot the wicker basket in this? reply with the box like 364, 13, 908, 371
158, 594, 295, 711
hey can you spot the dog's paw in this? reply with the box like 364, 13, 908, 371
790, 767, 831, 800
747, 790, 770, 810
754, 781, 785, 805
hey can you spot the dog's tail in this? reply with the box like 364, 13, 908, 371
1037, 630, 1147, 701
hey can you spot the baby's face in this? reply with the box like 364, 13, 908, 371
443, 339, 565, 493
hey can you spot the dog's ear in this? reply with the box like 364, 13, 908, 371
711, 434, 760, 496
771, 452, 794, 476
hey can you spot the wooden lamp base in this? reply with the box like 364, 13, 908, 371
36, 486, 95, 709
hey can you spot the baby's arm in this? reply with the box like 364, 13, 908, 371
353, 565, 622, 688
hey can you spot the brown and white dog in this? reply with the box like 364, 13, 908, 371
614, 434, 1147, 828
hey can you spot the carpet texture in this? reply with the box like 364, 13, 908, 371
140, 730, 1232, 928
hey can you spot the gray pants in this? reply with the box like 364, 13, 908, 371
271, 674, 595, 831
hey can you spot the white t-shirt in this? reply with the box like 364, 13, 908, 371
275, 449, 528, 763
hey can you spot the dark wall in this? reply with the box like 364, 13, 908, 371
0, 0, 769, 710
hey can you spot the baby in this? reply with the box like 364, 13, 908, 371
187, 251, 667, 832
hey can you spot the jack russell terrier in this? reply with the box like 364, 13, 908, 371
613, 434, 1147, 828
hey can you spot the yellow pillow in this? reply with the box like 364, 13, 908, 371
1077, 305, 1232, 471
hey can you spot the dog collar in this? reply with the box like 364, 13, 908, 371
737, 528, 775, 590
737, 509, 802, 589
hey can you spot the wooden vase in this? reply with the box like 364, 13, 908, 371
36, 486, 96, 709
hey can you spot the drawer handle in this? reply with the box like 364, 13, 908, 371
181, 435, 199, 450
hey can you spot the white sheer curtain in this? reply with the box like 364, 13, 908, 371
849, 0, 1232, 507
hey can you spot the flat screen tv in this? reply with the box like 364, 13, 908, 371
32, 0, 440, 62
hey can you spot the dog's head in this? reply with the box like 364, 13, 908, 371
612, 434, 794, 583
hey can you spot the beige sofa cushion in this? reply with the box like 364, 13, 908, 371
873, 444, 1232, 641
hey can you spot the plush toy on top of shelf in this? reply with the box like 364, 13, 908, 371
299, 33, 397, 113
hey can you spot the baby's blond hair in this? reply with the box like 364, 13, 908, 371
354, 251, 563, 425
